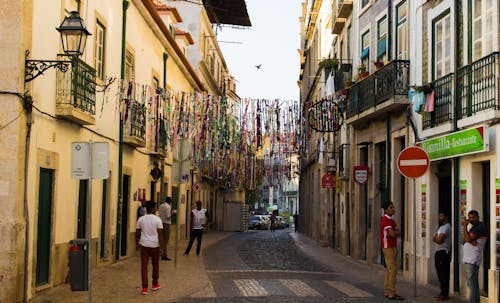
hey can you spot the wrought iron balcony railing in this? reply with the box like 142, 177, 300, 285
457, 52, 500, 119
123, 99, 146, 147
422, 73, 454, 129
56, 56, 96, 125
345, 60, 410, 119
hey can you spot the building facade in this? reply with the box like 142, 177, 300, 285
299, 0, 499, 301
0, 0, 249, 301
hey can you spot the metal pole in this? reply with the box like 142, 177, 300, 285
87, 141, 93, 303
412, 178, 417, 297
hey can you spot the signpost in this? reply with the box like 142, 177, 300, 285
71, 141, 109, 303
397, 146, 429, 298
397, 146, 429, 179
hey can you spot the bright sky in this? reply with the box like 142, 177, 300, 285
216, 0, 302, 101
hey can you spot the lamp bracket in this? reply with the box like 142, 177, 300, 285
25, 59, 72, 83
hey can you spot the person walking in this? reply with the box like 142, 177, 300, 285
158, 196, 174, 261
184, 200, 209, 256
293, 212, 299, 232
135, 201, 163, 295
380, 201, 404, 300
432, 212, 452, 301
462, 210, 487, 303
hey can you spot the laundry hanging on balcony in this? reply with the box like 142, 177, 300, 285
423, 83, 435, 112
408, 88, 425, 113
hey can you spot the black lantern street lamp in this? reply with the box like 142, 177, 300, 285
25, 11, 91, 83
57, 11, 91, 57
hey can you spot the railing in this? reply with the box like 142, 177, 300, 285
345, 60, 410, 118
457, 52, 499, 119
124, 100, 146, 141
422, 73, 454, 129
56, 57, 96, 115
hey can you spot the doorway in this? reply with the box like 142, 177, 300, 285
437, 160, 452, 218
36, 168, 54, 287
481, 161, 490, 294
120, 174, 130, 256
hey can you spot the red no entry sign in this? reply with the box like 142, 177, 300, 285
397, 146, 429, 179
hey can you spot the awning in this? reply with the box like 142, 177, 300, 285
377, 38, 387, 58
202, 0, 251, 27
360, 47, 369, 60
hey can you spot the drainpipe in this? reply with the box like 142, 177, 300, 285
23, 94, 33, 303
452, 0, 462, 293
159, 53, 168, 202
387, 116, 391, 200
387, 0, 392, 61
115, 0, 129, 261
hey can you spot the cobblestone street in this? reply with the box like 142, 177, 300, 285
174, 230, 466, 303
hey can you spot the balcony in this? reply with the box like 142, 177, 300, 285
332, 17, 346, 34
345, 60, 410, 126
147, 118, 167, 156
123, 99, 146, 147
422, 73, 454, 130
457, 52, 500, 127
337, 0, 353, 18
56, 57, 96, 125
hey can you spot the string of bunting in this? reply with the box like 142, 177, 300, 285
98, 80, 301, 189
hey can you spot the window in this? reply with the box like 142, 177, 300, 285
361, 31, 370, 67
377, 16, 388, 62
433, 13, 451, 79
396, 1, 408, 60
153, 77, 159, 89
94, 20, 105, 80
125, 49, 135, 83
362, 0, 370, 8
472, 0, 494, 60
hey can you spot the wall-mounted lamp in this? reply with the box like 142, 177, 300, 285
25, 11, 91, 83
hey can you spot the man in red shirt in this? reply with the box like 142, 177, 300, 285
380, 201, 404, 300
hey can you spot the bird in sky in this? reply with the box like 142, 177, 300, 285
255, 64, 262, 69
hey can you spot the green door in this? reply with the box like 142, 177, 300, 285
100, 179, 109, 259
77, 180, 88, 239
36, 168, 53, 286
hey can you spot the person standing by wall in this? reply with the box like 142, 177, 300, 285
293, 212, 299, 232
159, 196, 174, 261
184, 200, 209, 256
432, 212, 451, 301
462, 210, 487, 303
135, 201, 163, 295
380, 201, 404, 300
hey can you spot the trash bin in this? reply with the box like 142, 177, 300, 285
69, 239, 88, 291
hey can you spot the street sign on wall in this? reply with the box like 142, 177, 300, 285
321, 173, 335, 188
397, 146, 429, 179
417, 126, 488, 161
353, 166, 369, 185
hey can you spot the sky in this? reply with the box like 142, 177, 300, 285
216, 0, 302, 101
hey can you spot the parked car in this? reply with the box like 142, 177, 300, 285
248, 215, 268, 230
276, 216, 286, 229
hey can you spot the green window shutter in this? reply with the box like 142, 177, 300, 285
377, 38, 387, 57
361, 48, 370, 60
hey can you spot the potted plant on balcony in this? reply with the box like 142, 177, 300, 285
319, 57, 339, 76
357, 63, 369, 79
374, 61, 384, 70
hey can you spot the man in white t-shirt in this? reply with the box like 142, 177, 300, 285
136, 201, 163, 295
184, 200, 209, 256
432, 212, 452, 301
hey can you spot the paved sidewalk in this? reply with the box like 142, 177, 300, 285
29, 230, 467, 303
289, 231, 467, 303
29, 232, 233, 303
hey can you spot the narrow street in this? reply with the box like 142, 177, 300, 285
174, 230, 465, 303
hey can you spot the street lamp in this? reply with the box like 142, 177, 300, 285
25, 11, 91, 83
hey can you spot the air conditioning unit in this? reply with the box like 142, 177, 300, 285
326, 157, 336, 172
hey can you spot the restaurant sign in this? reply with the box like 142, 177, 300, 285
417, 126, 488, 161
